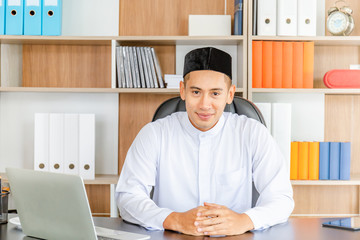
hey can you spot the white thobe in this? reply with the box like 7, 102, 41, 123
115, 112, 294, 230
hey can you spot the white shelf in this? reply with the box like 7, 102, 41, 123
251, 35, 360, 46
0, 35, 113, 45
84, 174, 119, 185
0, 35, 245, 46
115, 35, 245, 45
291, 214, 359, 217
0, 172, 119, 185
292, 178, 360, 186
251, 88, 360, 94
0, 87, 245, 94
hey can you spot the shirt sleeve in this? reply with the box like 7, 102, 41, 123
244, 121, 295, 230
115, 123, 173, 230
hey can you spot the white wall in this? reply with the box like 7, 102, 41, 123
62, 0, 119, 36
0, 92, 119, 174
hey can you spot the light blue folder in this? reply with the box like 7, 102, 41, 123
24, 0, 42, 35
42, 0, 61, 36
319, 142, 330, 180
340, 142, 351, 180
5, 0, 24, 35
329, 142, 340, 180
0, 0, 6, 35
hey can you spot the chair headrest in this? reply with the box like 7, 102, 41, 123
152, 96, 266, 127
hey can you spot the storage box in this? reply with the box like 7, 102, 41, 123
323, 69, 360, 88
188, 15, 231, 36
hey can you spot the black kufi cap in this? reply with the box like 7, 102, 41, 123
183, 47, 232, 79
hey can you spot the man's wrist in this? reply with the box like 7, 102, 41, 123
242, 213, 255, 231
163, 212, 179, 231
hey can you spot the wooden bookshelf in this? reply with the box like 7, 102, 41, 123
247, 0, 360, 217
7, 0, 360, 219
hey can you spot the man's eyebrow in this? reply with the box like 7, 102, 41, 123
190, 86, 201, 90
189, 86, 224, 91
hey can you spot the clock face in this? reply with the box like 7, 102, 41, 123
327, 11, 348, 35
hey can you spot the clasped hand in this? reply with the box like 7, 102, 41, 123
164, 202, 254, 236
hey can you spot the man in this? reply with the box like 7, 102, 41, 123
115, 47, 294, 236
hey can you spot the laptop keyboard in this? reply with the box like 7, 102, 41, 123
98, 236, 118, 240
95, 226, 150, 240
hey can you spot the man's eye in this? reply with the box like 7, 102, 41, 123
212, 92, 220, 96
192, 91, 200, 94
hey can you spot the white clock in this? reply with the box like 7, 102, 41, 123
326, 1, 354, 36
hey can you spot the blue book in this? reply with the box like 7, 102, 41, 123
42, 0, 61, 36
24, 0, 42, 35
319, 142, 330, 180
0, 0, 5, 35
5, 0, 24, 35
329, 142, 340, 180
340, 142, 351, 180
234, 0, 243, 35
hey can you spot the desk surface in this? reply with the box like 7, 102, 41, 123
1, 216, 360, 240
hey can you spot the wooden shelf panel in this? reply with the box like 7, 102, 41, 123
251, 36, 360, 46
119, 0, 238, 36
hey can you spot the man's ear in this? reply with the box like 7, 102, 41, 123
226, 84, 236, 104
180, 81, 186, 100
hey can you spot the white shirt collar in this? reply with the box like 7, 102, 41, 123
180, 112, 225, 140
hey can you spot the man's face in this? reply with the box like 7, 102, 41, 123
180, 70, 235, 132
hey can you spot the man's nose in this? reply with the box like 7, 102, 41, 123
199, 95, 211, 110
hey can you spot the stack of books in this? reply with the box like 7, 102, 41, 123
290, 141, 351, 180
116, 46, 165, 88
252, 41, 314, 88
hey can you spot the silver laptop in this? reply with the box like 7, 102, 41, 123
6, 168, 150, 240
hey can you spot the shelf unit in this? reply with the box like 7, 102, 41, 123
0, 0, 248, 218
247, 0, 360, 217
4, 0, 359, 219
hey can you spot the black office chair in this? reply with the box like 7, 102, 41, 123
152, 96, 266, 207
153, 96, 266, 126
